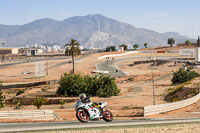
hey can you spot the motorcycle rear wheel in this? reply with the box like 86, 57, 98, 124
76, 109, 89, 123
102, 109, 113, 122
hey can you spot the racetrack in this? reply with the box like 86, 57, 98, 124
96, 56, 179, 77
1, 118, 200, 132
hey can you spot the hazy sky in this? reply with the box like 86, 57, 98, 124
0, 0, 199, 38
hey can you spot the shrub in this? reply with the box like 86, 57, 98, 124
96, 74, 120, 97
33, 97, 48, 109
56, 73, 120, 98
128, 77, 134, 81
16, 90, 24, 96
59, 100, 66, 109
171, 67, 199, 84
57, 73, 86, 96
14, 99, 22, 109
0, 82, 5, 109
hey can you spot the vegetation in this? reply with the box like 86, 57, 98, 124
105, 46, 116, 52
119, 44, 128, 51
133, 44, 139, 50
0, 82, 5, 109
128, 77, 134, 81
16, 90, 25, 96
168, 38, 175, 47
33, 97, 48, 109
144, 43, 148, 48
14, 99, 22, 109
165, 81, 200, 102
171, 67, 199, 84
59, 100, 66, 109
57, 73, 120, 98
185, 40, 191, 46
65, 39, 81, 74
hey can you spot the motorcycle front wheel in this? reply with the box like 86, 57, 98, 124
102, 109, 113, 122
76, 109, 89, 123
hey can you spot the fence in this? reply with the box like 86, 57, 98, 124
144, 91, 200, 116
0, 110, 62, 120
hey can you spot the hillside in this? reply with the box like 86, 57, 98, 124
0, 14, 190, 48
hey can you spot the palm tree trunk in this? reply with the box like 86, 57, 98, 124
71, 49, 75, 74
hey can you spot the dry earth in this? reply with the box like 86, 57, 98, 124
27, 123, 200, 133
1, 51, 200, 122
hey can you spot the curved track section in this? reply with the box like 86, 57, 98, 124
1, 118, 200, 132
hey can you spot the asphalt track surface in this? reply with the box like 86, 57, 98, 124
96, 56, 179, 77
0, 57, 70, 69
0, 53, 91, 69
1, 118, 200, 132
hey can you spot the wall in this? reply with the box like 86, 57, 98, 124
144, 92, 200, 116
98, 51, 139, 60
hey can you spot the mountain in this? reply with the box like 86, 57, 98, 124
0, 14, 190, 48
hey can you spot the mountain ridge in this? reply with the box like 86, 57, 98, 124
0, 14, 189, 48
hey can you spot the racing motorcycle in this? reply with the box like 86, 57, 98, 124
75, 101, 113, 123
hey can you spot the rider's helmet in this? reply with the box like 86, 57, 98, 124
79, 93, 86, 100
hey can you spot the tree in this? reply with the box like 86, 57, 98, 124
65, 39, 81, 74
168, 38, 175, 47
0, 82, 5, 109
105, 46, 116, 52
144, 43, 148, 48
133, 44, 139, 50
119, 44, 128, 51
57, 73, 86, 97
185, 40, 191, 46
57, 73, 120, 98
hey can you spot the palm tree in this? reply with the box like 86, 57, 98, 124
65, 39, 81, 74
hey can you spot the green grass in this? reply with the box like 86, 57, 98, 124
24, 76, 45, 79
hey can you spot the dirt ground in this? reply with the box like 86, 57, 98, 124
35, 123, 200, 133
1, 51, 200, 122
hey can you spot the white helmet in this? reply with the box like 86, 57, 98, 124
79, 93, 86, 100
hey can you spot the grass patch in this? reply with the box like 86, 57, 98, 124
24, 76, 45, 79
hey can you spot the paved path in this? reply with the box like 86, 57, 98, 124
0, 118, 200, 132
96, 56, 178, 77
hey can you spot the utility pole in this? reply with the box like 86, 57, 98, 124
150, 45, 156, 105
46, 45, 48, 76
1, 43, 5, 62
151, 62, 156, 105
109, 35, 112, 52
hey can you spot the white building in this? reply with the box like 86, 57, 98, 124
23, 48, 43, 56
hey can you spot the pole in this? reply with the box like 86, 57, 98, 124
71, 47, 75, 74
109, 35, 112, 52
151, 63, 156, 105
2, 43, 5, 62
150, 45, 156, 105
46, 46, 48, 76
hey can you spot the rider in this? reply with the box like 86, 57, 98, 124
75, 93, 101, 110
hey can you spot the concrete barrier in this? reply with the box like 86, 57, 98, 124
144, 92, 200, 116
2, 80, 59, 89
98, 51, 139, 60
0, 110, 62, 120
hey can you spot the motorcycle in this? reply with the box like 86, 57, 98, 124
75, 101, 113, 123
